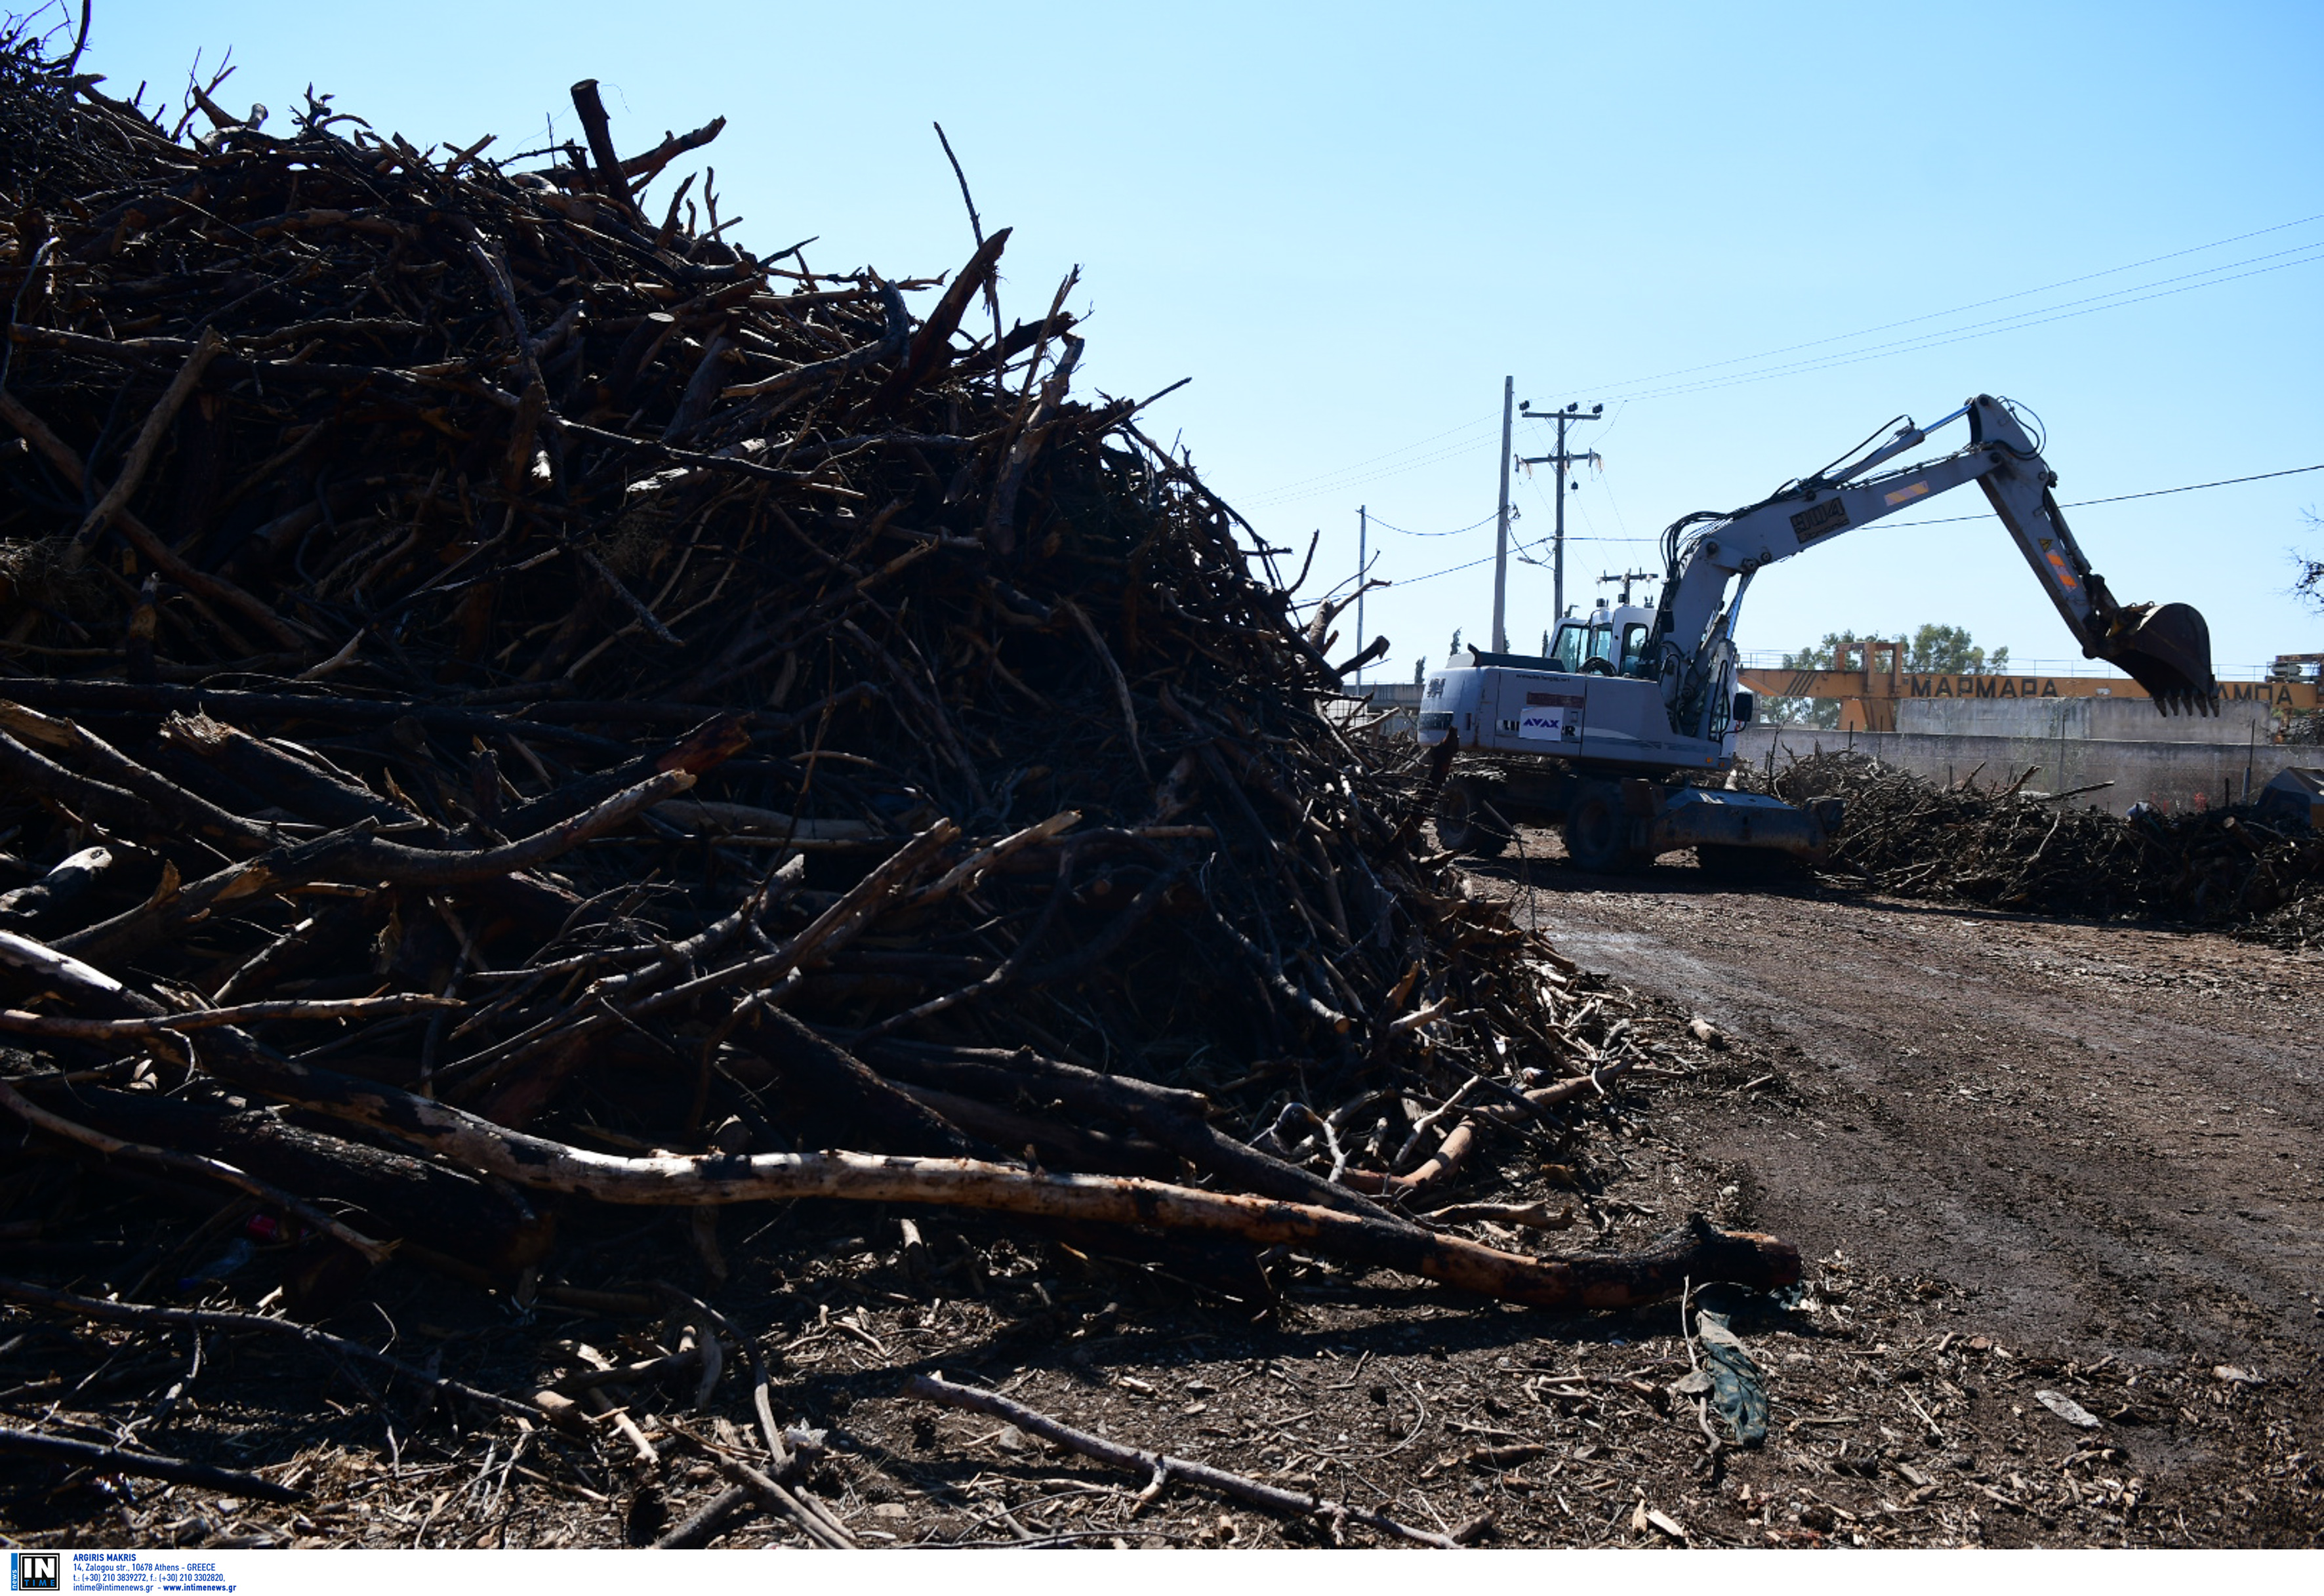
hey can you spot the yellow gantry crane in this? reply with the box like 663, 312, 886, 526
1740, 642, 2319, 733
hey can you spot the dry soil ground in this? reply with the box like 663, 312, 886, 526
5, 841, 2320, 1550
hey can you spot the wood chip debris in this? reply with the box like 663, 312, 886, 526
2033, 1389, 2103, 1430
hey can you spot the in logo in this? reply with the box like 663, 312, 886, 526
11, 1553, 60, 1593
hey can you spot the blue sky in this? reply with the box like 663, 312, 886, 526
72, 1, 2324, 681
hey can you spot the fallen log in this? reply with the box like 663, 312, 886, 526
0, 1277, 539, 1420
0, 1079, 395, 1263
182, 1048, 1798, 1310
10, 1080, 552, 1276
861, 1038, 1417, 1224
727, 1003, 975, 1156
0, 993, 457, 1038
0, 1426, 305, 1504
52, 769, 695, 961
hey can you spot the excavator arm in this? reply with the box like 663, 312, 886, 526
1645, 395, 2216, 735
1962, 398, 2216, 712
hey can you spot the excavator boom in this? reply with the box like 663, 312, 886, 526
1962, 398, 2217, 712
1649, 395, 2217, 722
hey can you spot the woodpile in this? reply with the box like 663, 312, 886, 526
0, 20, 1795, 1494
1766, 752, 2323, 948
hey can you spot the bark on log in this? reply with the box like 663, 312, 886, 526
0, 1078, 394, 1262
873, 228, 1009, 409
153, 712, 596, 937
862, 1040, 1417, 1226
0, 847, 113, 933
0, 702, 276, 851
16, 1081, 552, 1275
0, 1277, 537, 1419
54, 769, 694, 962
158, 710, 418, 832
0, 1427, 305, 1504
886, 1079, 1181, 1177
495, 715, 748, 836
173, 1044, 1797, 1311
727, 1003, 975, 1156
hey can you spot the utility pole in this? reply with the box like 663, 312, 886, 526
1518, 399, 1602, 623
1355, 504, 1366, 686
1490, 377, 1514, 654
1599, 569, 1655, 606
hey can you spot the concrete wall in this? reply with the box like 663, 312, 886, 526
1894, 694, 2281, 745
1738, 722, 2316, 816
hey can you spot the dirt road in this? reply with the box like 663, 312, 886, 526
1475, 844, 2324, 1365
12, 841, 2321, 1550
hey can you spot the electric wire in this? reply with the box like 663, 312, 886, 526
1591, 244, 2324, 404
1238, 409, 1502, 506
1391, 535, 1656, 592
1242, 430, 1508, 508
1242, 369, 1621, 509
1364, 509, 1499, 538
1862, 460, 2324, 529
1379, 460, 2324, 588
1244, 213, 2324, 508
1544, 209, 2324, 401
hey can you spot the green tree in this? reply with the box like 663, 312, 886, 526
1760, 624, 2009, 728
2287, 523, 2321, 741
1761, 629, 1873, 727
1904, 623, 2009, 675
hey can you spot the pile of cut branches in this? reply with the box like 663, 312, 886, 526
0, 22, 1795, 1521
1768, 752, 2323, 946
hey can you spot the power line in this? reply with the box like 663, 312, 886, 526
1545, 209, 2324, 401
1864, 460, 2324, 530
1396, 553, 1499, 584
2069, 460, 2324, 506
1242, 211, 2324, 510
1394, 534, 1658, 590
1244, 377, 1626, 511
1365, 509, 1499, 538
1242, 429, 1508, 508
1377, 460, 2324, 585
1257, 238, 2318, 505
1239, 409, 1501, 506
1599, 245, 2324, 403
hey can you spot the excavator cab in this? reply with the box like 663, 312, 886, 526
1555, 600, 1656, 677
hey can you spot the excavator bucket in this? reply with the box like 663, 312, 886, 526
2094, 601, 2218, 714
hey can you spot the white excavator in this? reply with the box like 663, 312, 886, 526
1415, 394, 2218, 872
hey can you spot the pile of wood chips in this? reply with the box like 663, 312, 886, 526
0, 24, 1796, 1542
1766, 752, 2323, 947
